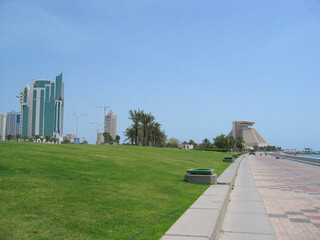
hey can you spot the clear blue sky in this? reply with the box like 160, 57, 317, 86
0, 0, 319, 150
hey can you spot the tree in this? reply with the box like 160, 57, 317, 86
44, 135, 51, 142
40, 137, 44, 143
124, 127, 135, 145
126, 109, 167, 148
61, 139, 71, 144
21, 135, 27, 142
115, 135, 121, 145
189, 139, 195, 145
6, 134, 13, 141
236, 137, 245, 151
103, 132, 113, 145
202, 138, 211, 148
141, 112, 155, 146
128, 109, 144, 146
81, 140, 88, 144
213, 134, 229, 149
167, 137, 180, 148
34, 135, 40, 142
15, 134, 21, 142
150, 122, 161, 146
228, 136, 235, 150
51, 137, 57, 144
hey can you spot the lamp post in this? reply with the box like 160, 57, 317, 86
91, 122, 103, 134
73, 113, 87, 139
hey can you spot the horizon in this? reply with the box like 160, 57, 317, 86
0, 1, 319, 150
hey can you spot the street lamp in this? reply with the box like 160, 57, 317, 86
72, 113, 87, 138
91, 122, 103, 134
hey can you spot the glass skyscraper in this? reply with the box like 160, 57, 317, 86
20, 73, 64, 141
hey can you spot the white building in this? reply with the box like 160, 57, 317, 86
0, 114, 7, 141
179, 144, 194, 150
96, 132, 104, 145
104, 110, 117, 140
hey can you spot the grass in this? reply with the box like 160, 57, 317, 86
0, 142, 233, 240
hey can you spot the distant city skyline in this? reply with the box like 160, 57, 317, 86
0, 1, 319, 149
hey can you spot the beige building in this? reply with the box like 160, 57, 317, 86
96, 132, 104, 145
0, 114, 7, 141
63, 134, 77, 143
104, 110, 117, 140
228, 121, 269, 147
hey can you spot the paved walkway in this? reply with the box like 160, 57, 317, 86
219, 155, 277, 240
250, 154, 320, 240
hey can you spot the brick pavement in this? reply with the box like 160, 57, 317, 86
249, 154, 320, 240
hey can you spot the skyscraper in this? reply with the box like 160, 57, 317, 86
20, 73, 64, 141
0, 114, 7, 141
104, 110, 117, 140
5, 111, 21, 136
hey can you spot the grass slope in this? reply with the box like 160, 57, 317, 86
0, 142, 232, 240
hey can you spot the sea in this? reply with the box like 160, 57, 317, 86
298, 154, 320, 159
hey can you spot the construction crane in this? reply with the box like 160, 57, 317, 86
94, 105, 110, 116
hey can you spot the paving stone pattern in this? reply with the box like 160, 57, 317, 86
249, 155, 320, 240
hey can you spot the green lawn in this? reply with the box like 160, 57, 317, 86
0, 142, 232, 240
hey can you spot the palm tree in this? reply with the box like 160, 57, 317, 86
124, 126, 135, 145
236, 137, 245, 151
150, 122, 161, 146
115, 135, 120, 145
44, 135, 51, 142
141, 112, 155, 146
157, 130, 167, 147
103, 132, 113, 145
228, 136, 235, 150
128, 109, 144, 146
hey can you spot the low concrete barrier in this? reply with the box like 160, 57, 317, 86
217, 155, 245, 186
161, 185, 230, 240
268, 153, 320, 165
161, 154, 246, 240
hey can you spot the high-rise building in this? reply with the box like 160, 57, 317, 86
5, 111, 21, 136
0, 114, 7, 141
104, 110, 117, 140
20, 73, 64, 141
228, 121, 269, 147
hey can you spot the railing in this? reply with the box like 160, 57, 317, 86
267, 152, 320, 165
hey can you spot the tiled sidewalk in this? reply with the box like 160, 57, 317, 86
249, 154, 320, 240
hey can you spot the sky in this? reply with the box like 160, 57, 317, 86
0, 0, 319, 150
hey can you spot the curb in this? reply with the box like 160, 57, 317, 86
161, 154, 246, 240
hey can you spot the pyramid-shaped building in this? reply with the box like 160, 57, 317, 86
228, 121, 269, 147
